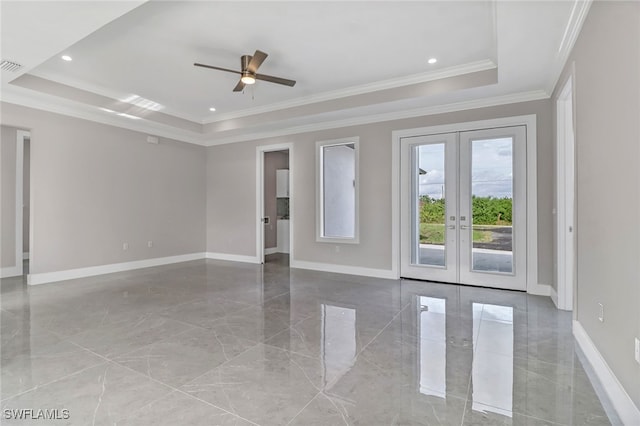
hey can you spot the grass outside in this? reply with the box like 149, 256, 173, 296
419, 223, 493, 245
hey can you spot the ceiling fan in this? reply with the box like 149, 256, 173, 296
194, 50, 296, 92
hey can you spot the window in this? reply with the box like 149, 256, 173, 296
316, 137, 359, 243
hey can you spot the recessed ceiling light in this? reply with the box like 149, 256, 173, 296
209, 107, 216, 112
61, 55, 72, 62
428, 58, 437, 64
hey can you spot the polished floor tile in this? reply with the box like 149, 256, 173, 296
67, 313, 195, 359
117, 390, 254, 426
1, 338, 104, 399
1, 362, 173, 425
0, 255, 614, 425
112, 327, 257, 387
182, 343, 324, 425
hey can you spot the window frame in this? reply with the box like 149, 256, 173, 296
316, 136, 360, 244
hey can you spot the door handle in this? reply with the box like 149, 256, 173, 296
448, 225, 456, 229
460, 225, 469, 230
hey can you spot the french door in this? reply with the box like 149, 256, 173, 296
400, 126, 527, 290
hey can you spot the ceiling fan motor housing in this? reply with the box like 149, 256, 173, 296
240, 55, 256, 84
241, 55, 251, 70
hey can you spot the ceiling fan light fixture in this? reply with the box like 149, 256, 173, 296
241, 73, 256, 85
194, 50, 296, 92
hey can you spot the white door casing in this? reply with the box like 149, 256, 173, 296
556, 76, 575, 311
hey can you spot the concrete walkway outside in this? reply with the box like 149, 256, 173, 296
418, 244, 513, 273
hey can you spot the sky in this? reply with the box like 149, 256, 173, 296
417, 138, 513, 199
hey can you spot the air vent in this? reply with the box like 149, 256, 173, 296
1, 59, 23, 72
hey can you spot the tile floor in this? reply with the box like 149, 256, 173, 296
1, 255, 613, 425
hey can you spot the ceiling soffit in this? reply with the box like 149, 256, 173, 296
0, 1, 592, 146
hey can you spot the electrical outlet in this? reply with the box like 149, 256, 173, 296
122, 242, 129, 251
147, 241, 153, 248
598, 303, 604, 322
635, 338, 640, 365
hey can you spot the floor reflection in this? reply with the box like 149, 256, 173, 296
321, 304, 356, 387
1, 261, 613, 425
471, 302, 514, 417
416, 297, 515, 417
418, 296, 447, 398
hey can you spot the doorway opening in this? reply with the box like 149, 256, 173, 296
555, 76, 575, 311
1, 128, 30, 281
257, 144, 293, 265
22, 134, 31, 275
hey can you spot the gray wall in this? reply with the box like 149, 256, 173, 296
263, 151, 288, 249
1, 102, 207, 275
1, 125, 18, 268
206, 99, 553, 284
552, 1, 640, 408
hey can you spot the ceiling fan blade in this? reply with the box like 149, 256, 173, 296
255, 73, 296, 87
247, 50, 268, 73
233, 80, 246, 92
194, 63, 241, 75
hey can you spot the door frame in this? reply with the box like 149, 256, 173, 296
555, 76, 575, 311
392, 114, 546, 295
255, 143, 294, 264
1, 130, 28, 278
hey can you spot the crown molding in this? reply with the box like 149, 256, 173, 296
547, 0, 593, 94
1, 86, 207, 146
202, 60, 497, 124
204, 90, 549, 146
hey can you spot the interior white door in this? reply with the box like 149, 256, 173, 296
400, 126, 527, 291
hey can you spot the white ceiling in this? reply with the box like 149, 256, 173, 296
0, 0, 589, 145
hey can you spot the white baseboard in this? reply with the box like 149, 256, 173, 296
23, 252, 29, 260
264, 247, 278, 255
550, 285, 559, 308
1, 265, 22, 278
573, 320, 640, 425
205, 252, 261, 264
27, 253, 205, 285
527, 282, 551, 296
291, 259, 396, 280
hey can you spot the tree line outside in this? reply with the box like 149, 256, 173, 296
419, 195, 512, 245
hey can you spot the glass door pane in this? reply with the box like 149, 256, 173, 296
413, 143, 447, 267
470, 137, 514, 274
